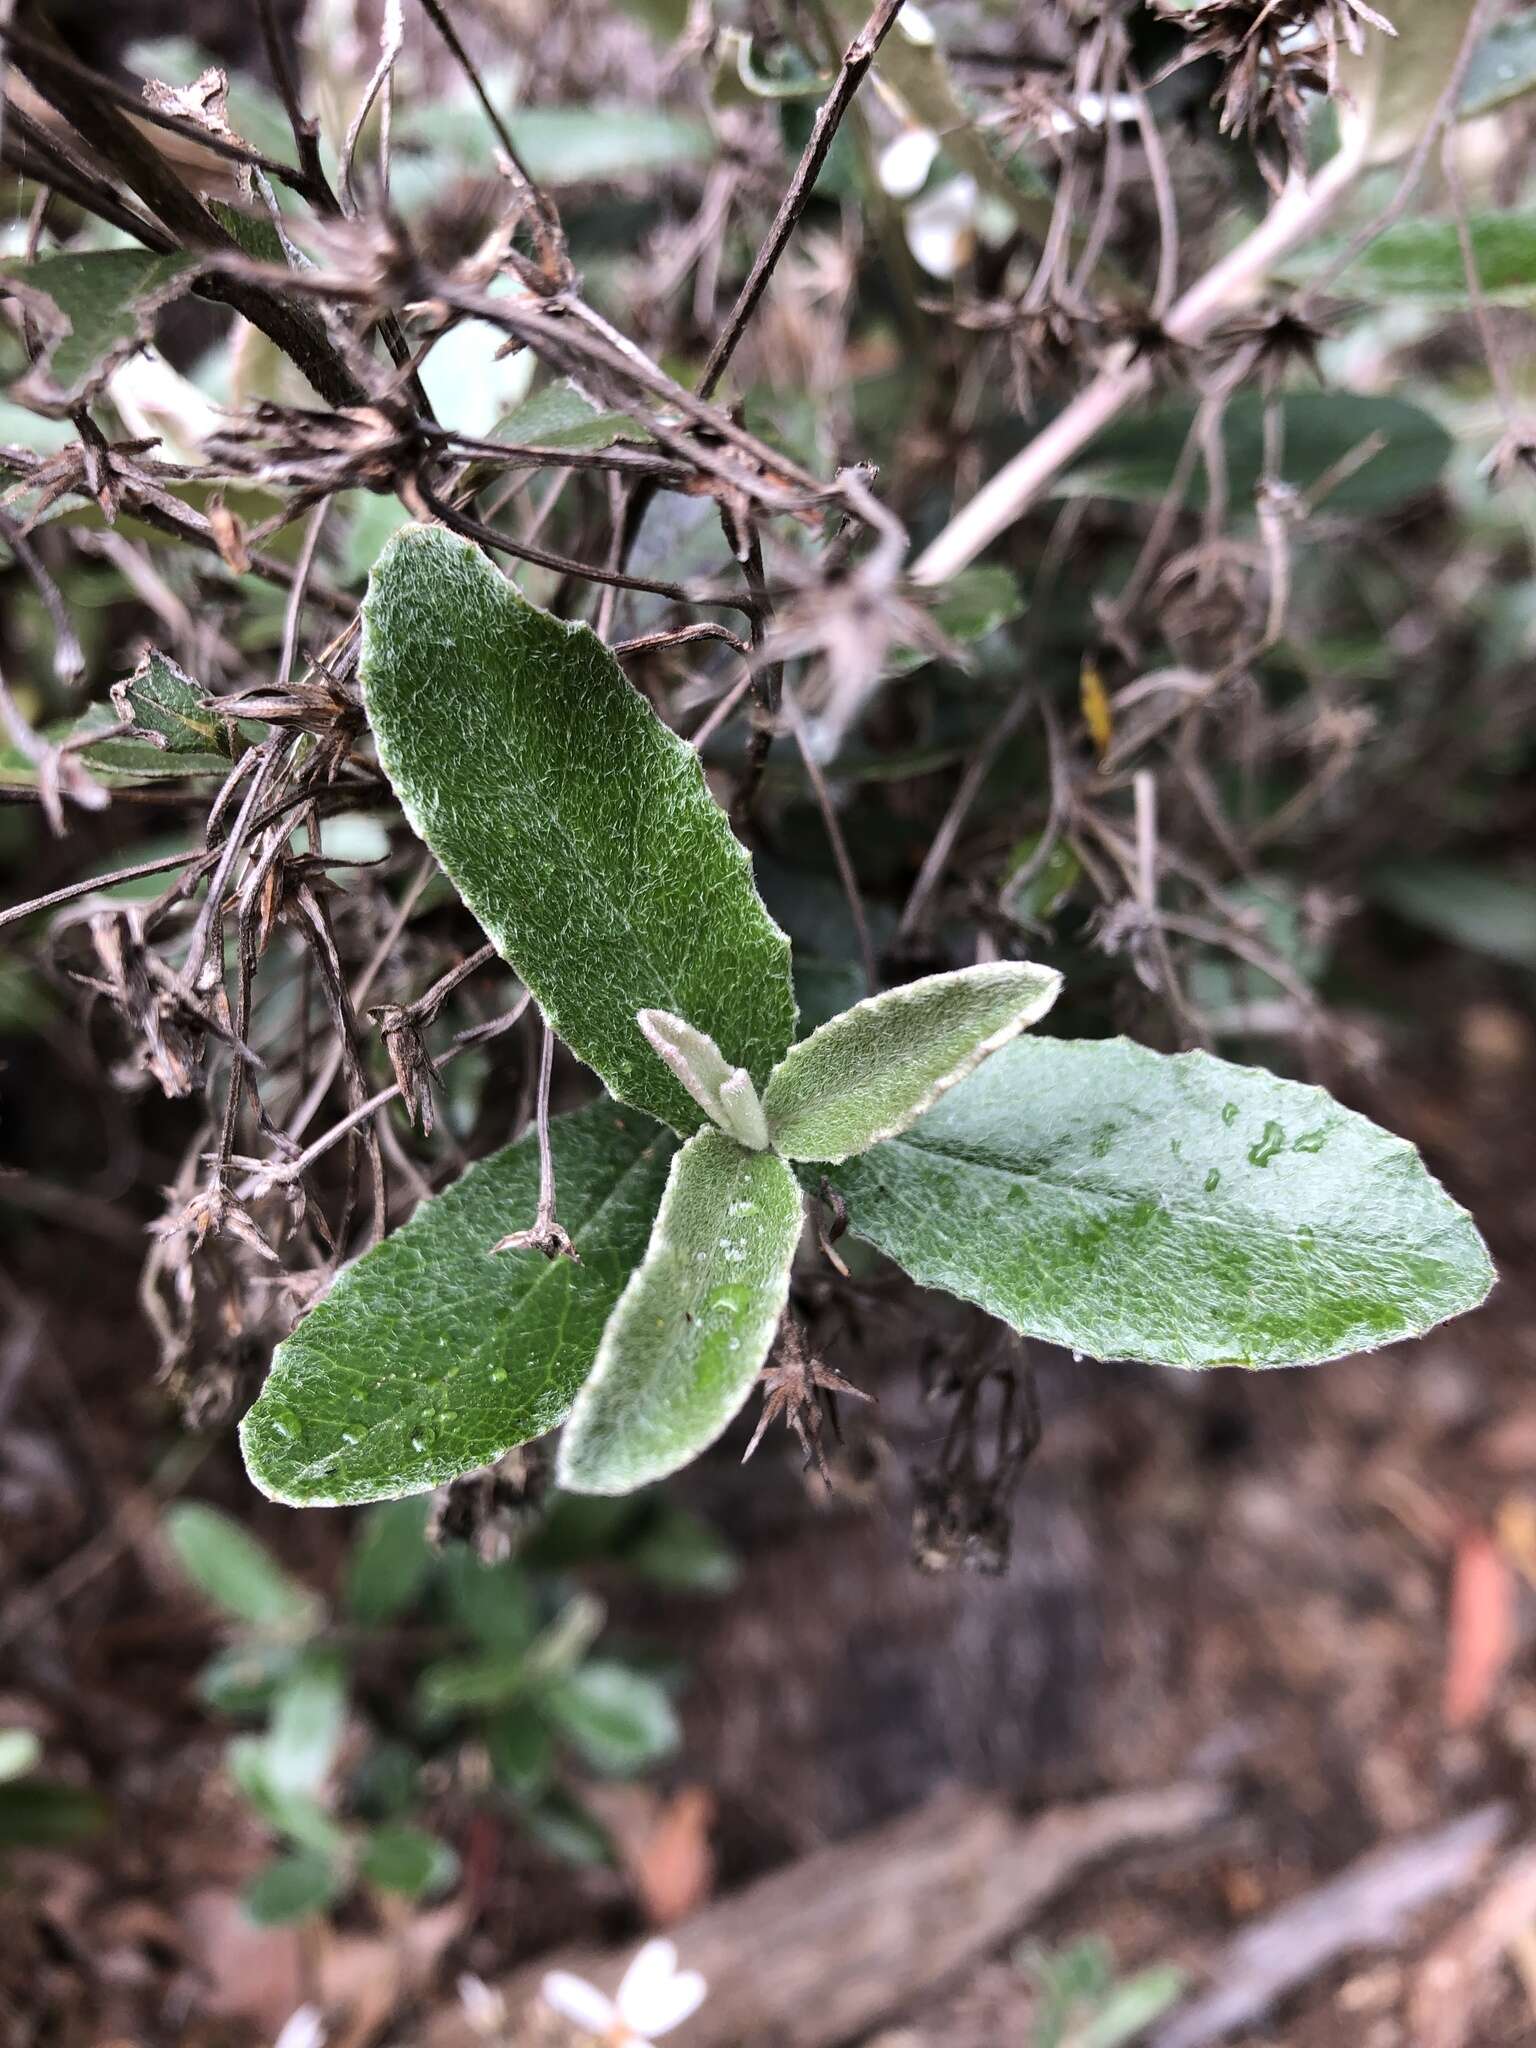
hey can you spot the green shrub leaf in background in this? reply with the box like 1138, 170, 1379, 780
1461, 6, 1536, 116
0, 248, 198, 413
360, 525, 796, 1130
1293, 211, 1536, 306
557, 1130, 803, 1494
343, 1499, 435, 1625
826, 1037, 1494, 1369
1374, 861, 1536, 966
244, 1849, 345, 1927
360, 1825, 459, 1897
541, 1660, 681, 1775
1065, 392, 1452, 517
762, 962, 1062, 1163
241, 1102, 676, 1505
164, 1504, 321, 1632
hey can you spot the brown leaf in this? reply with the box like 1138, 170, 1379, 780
633, 1786, 717, 1928
1443, 1527, 1516, 1732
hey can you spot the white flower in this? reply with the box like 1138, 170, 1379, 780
541, 1939, 707, 2044
272, 2008, 325, 2048
877, 126, 939, 199
457, 1973, 507, 2037
904, 175, 978, 280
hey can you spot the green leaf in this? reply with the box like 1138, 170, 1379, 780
240, 1101, 677, 1506
1066, 392, 1452, 517
198, 1642, 303, 1716
826, 1037, 1494, 1370
542, 1660, 680, 1775
1078, 1966, 1189, 2048
360, 1825, 459, 1897
227, 1737, 345, 1855
1461, 8, 1536, 116
1294, 211, 1536, 306
0, 702, 232, 789
111, 649, 233, 756
163, 1504, 321, 1632
885, 565, 1024, 678
344, 1499, 434, 1625
265, 1659, 348, 1798
486, 1705, 556, 1797
763, 963, 1062, 1164
496, 381, 649, 453
0, 1780, 107, 1849
1338, 0, 1479, 163
418, 1648, 534, 1716
628, 1506, 739, 1592
438, 1551, 538, 1650
557, 1131, 803, 1494
399, 99, 713, 189
360, 525, 796, 1131
243, 1849, 344, 1926
1374, 861, 1536, 966
520, 1786, 614, 1865
0, 248, 198, 413
638, 1010, 770, 1149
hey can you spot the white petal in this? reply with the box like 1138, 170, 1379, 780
627, 1969, 708, 2037
897, 2, 935, 46
904, 176, 978, 280
541, 1971, 618, 2035
617, 1939, 678, 2023
878, 126, 939, 199
273, 2008, 326, 2048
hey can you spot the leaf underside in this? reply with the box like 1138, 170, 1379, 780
557, 1130, 803, 1495
826, 1037, 1494, 1370
762, 961, 1062, 1162
359, 525, 796, 1132
240, 1102, 677, 1505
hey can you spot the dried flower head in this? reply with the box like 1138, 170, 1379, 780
1153, 0, 1394, 176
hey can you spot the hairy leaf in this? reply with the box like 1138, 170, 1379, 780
763, 962, 1062, 1163
826, 1038, 1494, 1369
0, 248, 198, 414
637, 1008, 767, 1147
557, 1131, 803, 1494
360, 525, 795, 1129
241, 1102, 677, 1505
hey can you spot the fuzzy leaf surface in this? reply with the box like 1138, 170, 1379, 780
360, 526, 795, 1130
763, 962, 1062, 1163
557, 1131, 802, 1494
0, 248, 198, 413
826, 1037, 1494, 1369
241, 1103, 676, 1505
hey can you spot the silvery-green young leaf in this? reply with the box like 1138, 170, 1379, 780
360, 526, 795, 1132
762, 962, 1062, 1164
825, 1037, 1494, 1369
557, 1131, 803, 1495
636, 1009, 767, 1149
241, 1103, 676, 1505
